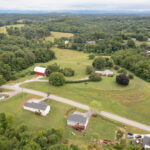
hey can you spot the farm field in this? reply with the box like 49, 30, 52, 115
0, 24, 24, 33
45, 31, 74, 42
20, 48, 150, 127
0, 93, 146, 147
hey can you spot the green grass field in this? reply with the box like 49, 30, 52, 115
0, 24, 24, 33
45, 31, 73, 42
0, 93, 146, 147
19, 48, 150, 127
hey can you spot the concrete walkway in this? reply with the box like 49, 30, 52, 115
1, 77, 150, 132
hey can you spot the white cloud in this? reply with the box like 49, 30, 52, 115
0, 0, 150, 11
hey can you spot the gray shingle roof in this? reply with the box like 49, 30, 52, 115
143, 136, 150, 147
24, 102, 48, 111
68, 114, 88, 124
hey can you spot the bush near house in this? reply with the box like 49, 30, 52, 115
89, 73, 102, 81
118, 69, 127, 75
49, 72, 65, 86
116, 74, 130, 86
60, 68, 75, 77
128, 74, 134, 80
86, 66, 94, 75
88, 54, 95, 60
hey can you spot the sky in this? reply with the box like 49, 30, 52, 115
0, 0, 150, 12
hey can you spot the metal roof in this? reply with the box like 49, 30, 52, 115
24, 102, 48, 111
34, 66, 46, 73
68, 114, 88, 124
143, 136, 150, 147
95, 70, 113, 75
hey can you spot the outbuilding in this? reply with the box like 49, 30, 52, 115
23, 101, 50, 116
67, 112, 90, 130
95, 70, 114, 77
34, 66, 47, 76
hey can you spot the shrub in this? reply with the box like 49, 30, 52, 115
49, 72, 65, 86
92, 56, 106, 70
86, 66, 94, 75
128, 74, 134, 79
61, 68, 75, 77
118, 68, 127, 74
114, 65, 120, 70
47, 63, 60, 74
89, 73, 101, 81
105, 58, 113, 68
88, 54, 95, 60
116, 74, 129, 86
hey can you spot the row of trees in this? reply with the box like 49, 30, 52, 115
7, 25, 51, 40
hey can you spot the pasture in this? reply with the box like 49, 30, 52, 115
0, 93, 145, 147
45, 31, 73, 42
20, 48, 150, 126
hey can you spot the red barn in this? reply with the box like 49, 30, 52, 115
34, 67, 47, 76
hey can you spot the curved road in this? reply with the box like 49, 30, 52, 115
1, 77, 150, 132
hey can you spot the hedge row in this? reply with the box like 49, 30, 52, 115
65, 79, 90, 84
65, 79, 99, 84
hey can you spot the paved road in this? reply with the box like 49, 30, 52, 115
1, 77, 150, 132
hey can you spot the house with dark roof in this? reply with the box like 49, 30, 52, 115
23, 101, 50, 116
67, 112, 90, 130
143, 136, 150, 149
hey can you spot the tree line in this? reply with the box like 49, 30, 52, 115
112, 49, 150, 82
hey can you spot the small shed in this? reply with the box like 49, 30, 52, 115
23, 101, 50, 116
64, 40, 69, 44
95, 70, 114, 77
67, 112, 89, 130
34, 66, 47, 76
143, 136, 150, 149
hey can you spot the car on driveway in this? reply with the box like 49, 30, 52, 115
128, 133, 134, 139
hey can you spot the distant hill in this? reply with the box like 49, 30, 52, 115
1, 10, 150, 15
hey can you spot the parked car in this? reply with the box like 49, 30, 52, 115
128, 133, 134, 139
135, 135, 142, 139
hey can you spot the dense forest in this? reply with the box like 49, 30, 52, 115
1, 14, 150, 82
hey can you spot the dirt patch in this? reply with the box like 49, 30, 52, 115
64, 107, 77, 118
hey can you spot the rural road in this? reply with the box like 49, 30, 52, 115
1, 77, 150, 132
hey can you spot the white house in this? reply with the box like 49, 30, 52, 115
23, 101, 50, 116
67, 112, 90, 130
95, 70, 114, 77
143, 136, 150, 149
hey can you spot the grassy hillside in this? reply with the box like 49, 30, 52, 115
0, 93, 146, 147
45, 31, 73, 42
20, 48, 150, 127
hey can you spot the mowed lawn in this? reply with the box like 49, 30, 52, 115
45, 31, 74, 42
0, 93, 146, 147
0, 24, 25, 34
19, 48, 150, 126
